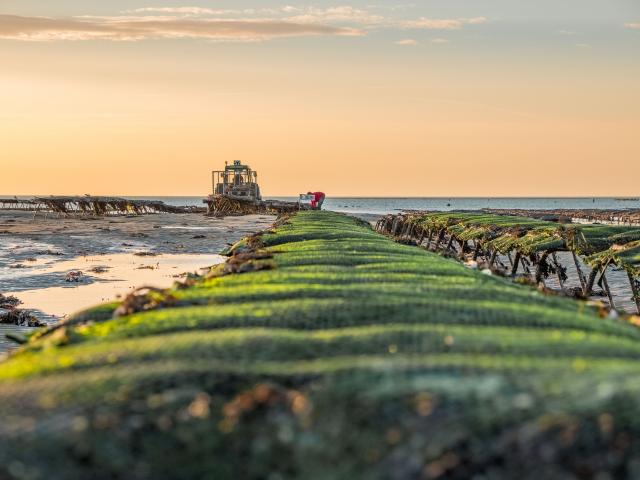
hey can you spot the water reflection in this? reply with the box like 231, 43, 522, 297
3, 252, 224, 322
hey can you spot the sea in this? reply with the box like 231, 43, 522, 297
127, 197, 639, 216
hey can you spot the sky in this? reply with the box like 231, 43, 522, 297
1, 1, 639, 197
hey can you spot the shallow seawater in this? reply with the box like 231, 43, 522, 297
0, 252, 224, 354
2, 252, 225, 322
0, 325, 31, 355
122, 196, 640, 215
494, 251, 638, 315
161, 225, 219, 230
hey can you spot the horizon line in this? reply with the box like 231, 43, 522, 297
1, 194, 638, 200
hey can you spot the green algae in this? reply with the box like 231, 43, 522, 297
407, 212, 640, 270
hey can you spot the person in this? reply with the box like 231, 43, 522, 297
307, 192, 326, 210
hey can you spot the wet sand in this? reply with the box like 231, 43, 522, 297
0, 211, 275, 352
0, 211, 275, 259
6, 252, 226, 321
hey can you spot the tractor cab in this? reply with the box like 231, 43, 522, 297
212, 160, 261, 202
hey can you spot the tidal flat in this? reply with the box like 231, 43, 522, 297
0, 211, 275, 351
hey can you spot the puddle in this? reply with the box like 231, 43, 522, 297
2, 252, 225, 323
161, 226, 217, 230
0, 325, 32, 357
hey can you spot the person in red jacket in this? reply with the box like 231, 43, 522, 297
307, 192, 326, 210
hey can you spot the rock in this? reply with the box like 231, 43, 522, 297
87, 266, 110, 274
66, 271, 84, 282
113, 287, 176, 318
36, 249, 64, 256
0, 293, 21, 309
0, 308, 45, 327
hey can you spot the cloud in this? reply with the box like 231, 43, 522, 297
0, 14, 364, 42
124, 7, 284, 16
124, 6, 385, 24
395, 39, 418, 46
127, 7, 225, 16
125, 6, 466, 29
284, 6, 385, 25
431, 38, 449, 44
0, 7, 489, 43
401, 16, 487, 30
625, 22, 640, 29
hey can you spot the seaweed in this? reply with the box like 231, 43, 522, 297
378, 212, 640, 308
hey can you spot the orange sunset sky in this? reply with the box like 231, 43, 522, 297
1, 1, 639, 197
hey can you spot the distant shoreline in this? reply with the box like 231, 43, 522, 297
4, 196, 638, 217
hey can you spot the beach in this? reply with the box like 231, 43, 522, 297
0, 210, 275, 350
